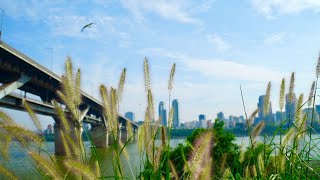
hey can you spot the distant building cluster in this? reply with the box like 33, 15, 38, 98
216, 93, 320, 130
180, 116, 213, 129
215, 112, 245, 129
124, 99, 180, 129
256, 93, 320, 127
122, 92, 320, 130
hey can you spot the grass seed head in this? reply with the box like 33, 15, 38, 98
0, 164, 18, 180
168, 63, 176, 92
143, 57, 151, 91
316, 51, 320, 78
264, 82, 271, 116
279, 78, 286, 111
308, 81, 316, 107
289, 72, 295, 103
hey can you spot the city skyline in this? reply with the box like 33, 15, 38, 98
53, 91, 320, 130
0, 1, 319, 130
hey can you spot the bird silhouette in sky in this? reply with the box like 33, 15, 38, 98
81, 23, 95, 32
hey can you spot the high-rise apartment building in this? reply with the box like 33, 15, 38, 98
125, 111, 135, 121
257, 95, 274, 124
172, 99, 179, 128
158, 101, 167, 127
285, 93, 297, 127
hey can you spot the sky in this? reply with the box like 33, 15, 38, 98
1, 0, 320, 130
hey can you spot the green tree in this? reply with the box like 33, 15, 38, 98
212, 119, 239, 178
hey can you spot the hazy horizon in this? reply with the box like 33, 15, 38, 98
1, 0, 319, 130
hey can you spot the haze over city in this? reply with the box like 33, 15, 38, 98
1, 1, 319, 129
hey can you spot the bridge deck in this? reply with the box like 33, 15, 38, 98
0, 41, 138, 128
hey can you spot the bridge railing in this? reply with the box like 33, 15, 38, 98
8, 92, 102, 123
9, 92, 57, 107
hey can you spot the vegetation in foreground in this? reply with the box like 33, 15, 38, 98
0, 54, 320, 179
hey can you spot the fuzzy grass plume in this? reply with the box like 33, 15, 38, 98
186, 131, 213, 179
64, 159, 97, 180
247, 108, 259, 126
264, 82, 271, 116
0, 165, 18, 180
143, 57, 151, 91
22, 100, 42, 132
308, 81, 316, 107
295, 94, 304, 127
251, 121, 265, 144
29, 152, 62, 179
279, 78, 286, 111
161, 126, 167, 148
168, 63, 176, 93
281, 127, 295, 148
316, 51, 320, 78
117, 68, 126, 103
289, 72, 295, 103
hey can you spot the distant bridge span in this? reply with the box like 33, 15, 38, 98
0, 41, 138, 154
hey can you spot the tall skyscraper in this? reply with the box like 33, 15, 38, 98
275, 111, 285, 125
257, 95, 274, 124
285, 93, 297, 127
199, 114, 206, 121
158, 101, 167, 127
125, 111, 135, 121
172, 99, 179, 128
217, 112, 225, 121
199, 114, 206, 128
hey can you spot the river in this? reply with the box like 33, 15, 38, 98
1, 135, 320, 179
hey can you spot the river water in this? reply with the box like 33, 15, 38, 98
1, 135, 320, 179
0, 139, 185, 179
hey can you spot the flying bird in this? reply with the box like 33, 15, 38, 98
81, 23, 95, 32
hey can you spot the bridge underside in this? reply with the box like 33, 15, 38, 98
0, 41, 138, 155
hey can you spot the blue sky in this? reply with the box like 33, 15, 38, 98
1, 0, 320, 129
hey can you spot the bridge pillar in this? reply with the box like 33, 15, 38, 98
54, 123, 67, 156
120, 129, 128, 143
91, 125, 112, 148
133, 128, 137, 141
54, 121, 82, 156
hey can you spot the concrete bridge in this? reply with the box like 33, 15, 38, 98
0, 41, 138, 155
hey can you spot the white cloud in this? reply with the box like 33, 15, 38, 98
183, 59, 283, 82
264, 32, 287, 45
206, 34, 231, 52
251, 0, 320, 18
121, 0, 215, 24
140, 48, 283, 82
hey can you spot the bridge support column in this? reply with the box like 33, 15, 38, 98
54, 121, 81, 156
54, 123, 67, 156
133, 128, 137, 141
120, 129, 128, 143
91, 125, 113, 148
